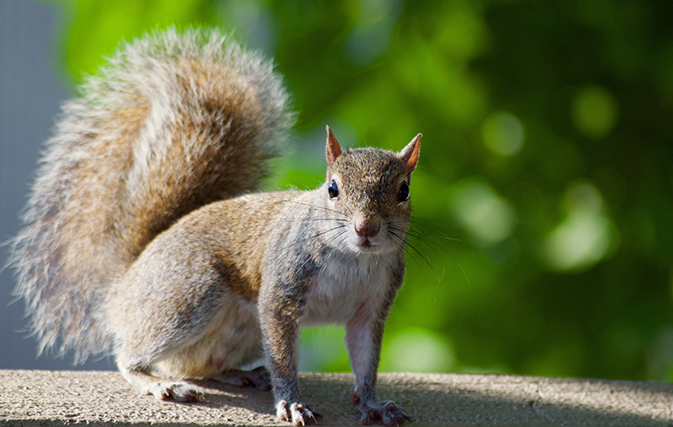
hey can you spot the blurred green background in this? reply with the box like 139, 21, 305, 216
41, 0, 673, 381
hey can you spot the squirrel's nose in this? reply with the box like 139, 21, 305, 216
355, 221, 380, 238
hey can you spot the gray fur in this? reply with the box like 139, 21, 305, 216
8, 26, 418, 426
8, 27, 293, 362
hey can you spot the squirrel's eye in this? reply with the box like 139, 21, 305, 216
328, 180, 339, 199
398, 182, 410, 202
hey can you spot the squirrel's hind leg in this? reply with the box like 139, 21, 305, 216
117, 361, 205, 402
212, 366, 272, 391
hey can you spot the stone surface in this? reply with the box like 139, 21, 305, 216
1, 370, 672, 426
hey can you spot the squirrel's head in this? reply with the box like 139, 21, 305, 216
322, 126, 421, 255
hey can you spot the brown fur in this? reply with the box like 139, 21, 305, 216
10, 27, 419, 426
9, 27, 293, 361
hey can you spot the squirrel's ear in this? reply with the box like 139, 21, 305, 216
326, 125, 342, 168
399, 133, 421, 174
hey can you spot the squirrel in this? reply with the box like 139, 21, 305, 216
9, 27, 420, 426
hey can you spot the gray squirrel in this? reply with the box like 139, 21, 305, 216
10, 27, 420, 426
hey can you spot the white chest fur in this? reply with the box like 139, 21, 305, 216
300, 252, 392, 327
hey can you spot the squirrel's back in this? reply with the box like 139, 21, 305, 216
9, 27, 293, 362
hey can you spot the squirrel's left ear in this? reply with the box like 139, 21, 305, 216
326, 125, 342, 168
398, 134, 421, 175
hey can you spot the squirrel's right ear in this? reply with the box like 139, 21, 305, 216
326, 125, 342, 168
399, 133, 421, 174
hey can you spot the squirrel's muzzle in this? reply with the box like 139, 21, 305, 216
354, 220, 380, 238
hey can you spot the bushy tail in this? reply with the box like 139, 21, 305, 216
9, 27, 294, 362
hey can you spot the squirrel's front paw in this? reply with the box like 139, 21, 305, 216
358, 400, 411, 427
276, 400, 321, 426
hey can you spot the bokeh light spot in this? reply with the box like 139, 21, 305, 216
482, 111, 525, 156
345, 0, 401, 65
381, 328, 454, 373
451, 180, 517, 246
571, 86, 618, 139
542, 183, 618, 272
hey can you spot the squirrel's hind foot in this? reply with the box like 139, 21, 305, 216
147, 380, 205, 403
119, 365, 206, 403
213, 366, 272, 391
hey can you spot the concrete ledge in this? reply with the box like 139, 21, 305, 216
1, 370, 672, 426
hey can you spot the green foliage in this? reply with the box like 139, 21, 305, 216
50, 0, 673, 381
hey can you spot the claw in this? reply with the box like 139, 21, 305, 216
276, 400, 292, 422
358, 400, 411, 426
276, 400, 321, 425
148, 381, 205, 403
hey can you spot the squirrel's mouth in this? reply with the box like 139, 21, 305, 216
357, 238, 375, 249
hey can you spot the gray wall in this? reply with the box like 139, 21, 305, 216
0, 0, 114, 370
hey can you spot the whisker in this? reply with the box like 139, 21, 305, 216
386, 218, 472, 293
284, 200, 351, 219
280, 224, 347, 251
388, 229, 432, 271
